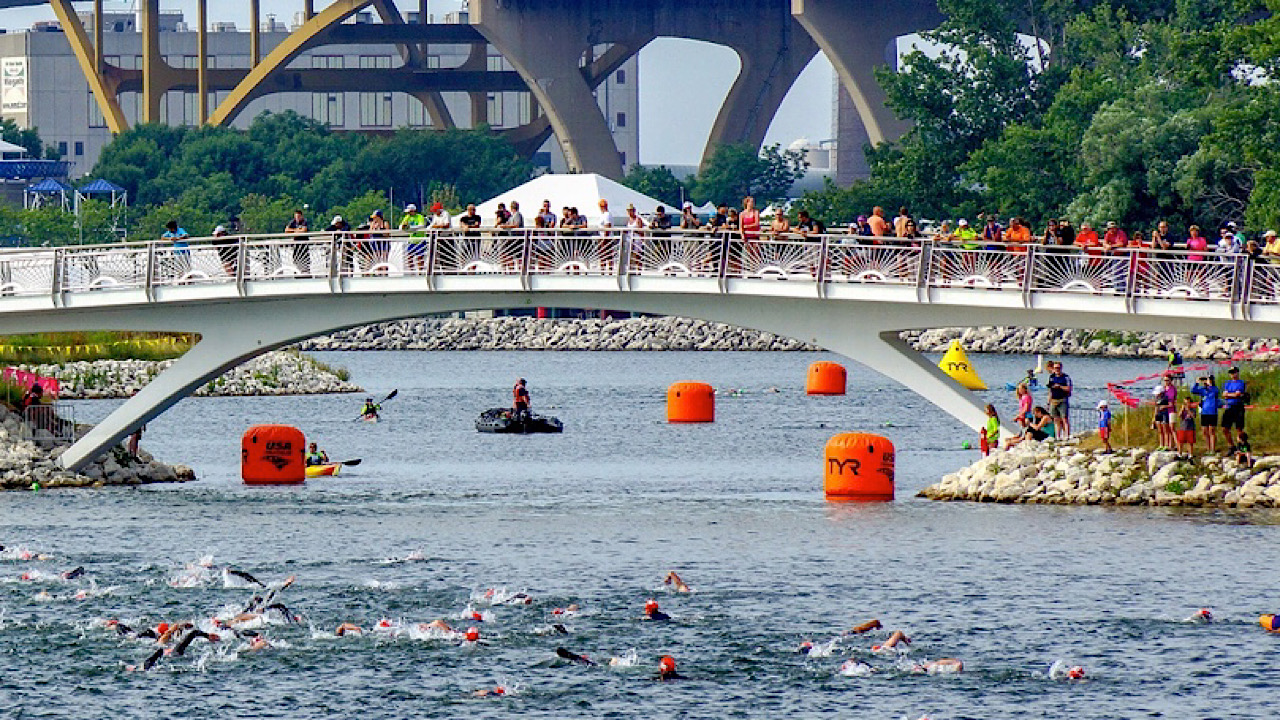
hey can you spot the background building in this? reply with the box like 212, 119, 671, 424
0, 8, 638, 178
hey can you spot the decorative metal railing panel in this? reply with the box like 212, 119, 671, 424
1, 230, 1274, 317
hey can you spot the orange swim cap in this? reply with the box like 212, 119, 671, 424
659, 655, 676, 672
645, 600, 659, 613
1067, 666, 1085, 679
156, 622, 169, 635
472, 611, 483, 621
465, 627, 480, 642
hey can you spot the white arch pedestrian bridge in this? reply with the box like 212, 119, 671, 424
1, 228, 1276, 471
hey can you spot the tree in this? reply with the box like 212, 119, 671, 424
0, 118, 43, 157
690, 143, 807, 207
622, 164, 687, 207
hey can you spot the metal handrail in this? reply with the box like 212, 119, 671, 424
0, 229, 1273, 313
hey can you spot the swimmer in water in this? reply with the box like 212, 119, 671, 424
912, 658, 963, 674
417, 619, 453, 633
335, 623, 363, 637
171, 629, 220, 656
644, 599, 670, 622
61, 566, 85, 580
838, 658, 874, 676
872, 630, 910, 652
473, 685, 507, 697
655, 655, 683, 681
225, 568, 265, 587
556, 647, 595, 665
663, 571, 690, 593
1186, 608, 1213, 623
849, 619, 882, 635
551, 604, 580, 616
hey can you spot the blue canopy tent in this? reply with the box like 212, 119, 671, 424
25, 177, 72, 211
75, 179, 129, 243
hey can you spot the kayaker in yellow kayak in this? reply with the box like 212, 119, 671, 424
305, 443, 329, 467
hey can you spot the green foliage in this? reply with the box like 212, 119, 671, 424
622, 164, 687, 207
689, 143, 807, 207
0, 331, 195, 364
326, 190, 391, 229
804, 0, 1277, 232
0, 117, 44, 157
238, 194, 304, 235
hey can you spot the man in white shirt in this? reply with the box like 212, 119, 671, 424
429, 202, 452, 229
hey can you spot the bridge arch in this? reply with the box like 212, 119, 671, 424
48, 288, 999, 472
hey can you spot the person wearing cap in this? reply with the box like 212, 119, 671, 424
429, 202, 451, 234
1190, 374, 1220, 453
1262, 230, 1280, 257
954, 218, 979, 249
211, 223, 237, 276
512, 377, 531, 423
361, 209, 390, 272
397, 204, 428, 271
1096, 400, 1113, 453
656, 655, 683, 681
1074, 221, 1100, 262
643, 599, 670, 622
679, 203, 699, 230
1221, 367, 1247, 451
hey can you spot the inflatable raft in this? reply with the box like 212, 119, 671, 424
475, 408, 563, 434
305, 463, 341, 478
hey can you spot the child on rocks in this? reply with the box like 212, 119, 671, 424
1177, 396, 1197, 458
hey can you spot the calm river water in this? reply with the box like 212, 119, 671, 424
2, 350, 1278, 719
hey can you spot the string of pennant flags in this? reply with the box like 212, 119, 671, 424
1106, 345, 1280, 411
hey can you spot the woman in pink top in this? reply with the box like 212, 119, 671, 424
739, 197, 761, 241
1186, 225, 1207, 261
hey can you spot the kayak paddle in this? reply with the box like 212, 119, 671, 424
352, 389, 398, 421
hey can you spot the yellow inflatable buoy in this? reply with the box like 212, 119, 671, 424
939, 340, 987, 391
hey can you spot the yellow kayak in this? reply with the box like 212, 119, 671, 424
305, 463, 341, 478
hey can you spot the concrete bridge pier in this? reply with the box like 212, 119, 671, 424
701, 19, 819, 166
792, 0, 944, 145
471, 0, 631, 179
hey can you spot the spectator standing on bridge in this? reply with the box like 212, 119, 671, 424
852, 214, 872, 236
1262, 230, 1280, 257
1151, 220, 1175, 250
1042, 219, 1063, 249
162, 220, 191, 277
1047, 361, 1073, 437
212, 224, 237, 277
284, 209, 310, 275
768, 211, 791, 237
652, 206, 673, 232
680, 203, 699, 230
1221, 367, 1248, 452
538, 200, 558, 228
867, 207, 890, 237
1186, 225, 1208, 261
954, 219, 979, 249
794, 210, 824, 240
459, 204, 482, 235
740, 197, 761, 242
705, 204, 729, 233
400, 204, 428, 272
1004, 217, 1031, 252
493, 202, 510, 228
894, 207, 912, 237
503, 201, 525, 230
324, 215, 351, 273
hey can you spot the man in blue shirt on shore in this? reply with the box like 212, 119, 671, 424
1221, 367, 1247, 452
1191, 375, 1221, 453
1047, 361, 1073, 438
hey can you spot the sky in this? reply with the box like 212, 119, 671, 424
0, 0, 837, 166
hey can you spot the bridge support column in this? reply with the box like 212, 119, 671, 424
792, 0, 943, 146
472, 0, 626, 179
702, 21, 818, 166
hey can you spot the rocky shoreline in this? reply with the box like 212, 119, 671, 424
16, 350, 360, 399
296, 317, 1275, 359
919, 440, 1280, 508
0, 405, 194, 491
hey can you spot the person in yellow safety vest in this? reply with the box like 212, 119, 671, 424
305, 442, 329, 467
954, 218, 979, 249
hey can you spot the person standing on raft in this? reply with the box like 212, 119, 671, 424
513, 378, 531, 423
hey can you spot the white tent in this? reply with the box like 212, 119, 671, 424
473, 173, 671, 227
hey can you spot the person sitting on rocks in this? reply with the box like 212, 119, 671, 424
1006, 406, 1054, 448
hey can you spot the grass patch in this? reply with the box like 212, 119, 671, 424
291, 349, 351, 382
1079, 364, 1280, 454
0, 332, 197, 364
1084, 330, 1143, 347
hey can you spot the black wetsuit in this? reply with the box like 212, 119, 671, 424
556, 647, 594, 665
645, 609, 671, 622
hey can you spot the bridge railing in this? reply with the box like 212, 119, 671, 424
1, 229, 1273, 310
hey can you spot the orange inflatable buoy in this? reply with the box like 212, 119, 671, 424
667, 382, 714, 423
806, 361, 847, 395
242, 425, 306, 485
824, 433, 895, 502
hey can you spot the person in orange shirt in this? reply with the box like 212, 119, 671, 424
1074, 222, 1100, 251
1004, 217, 1032, 252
